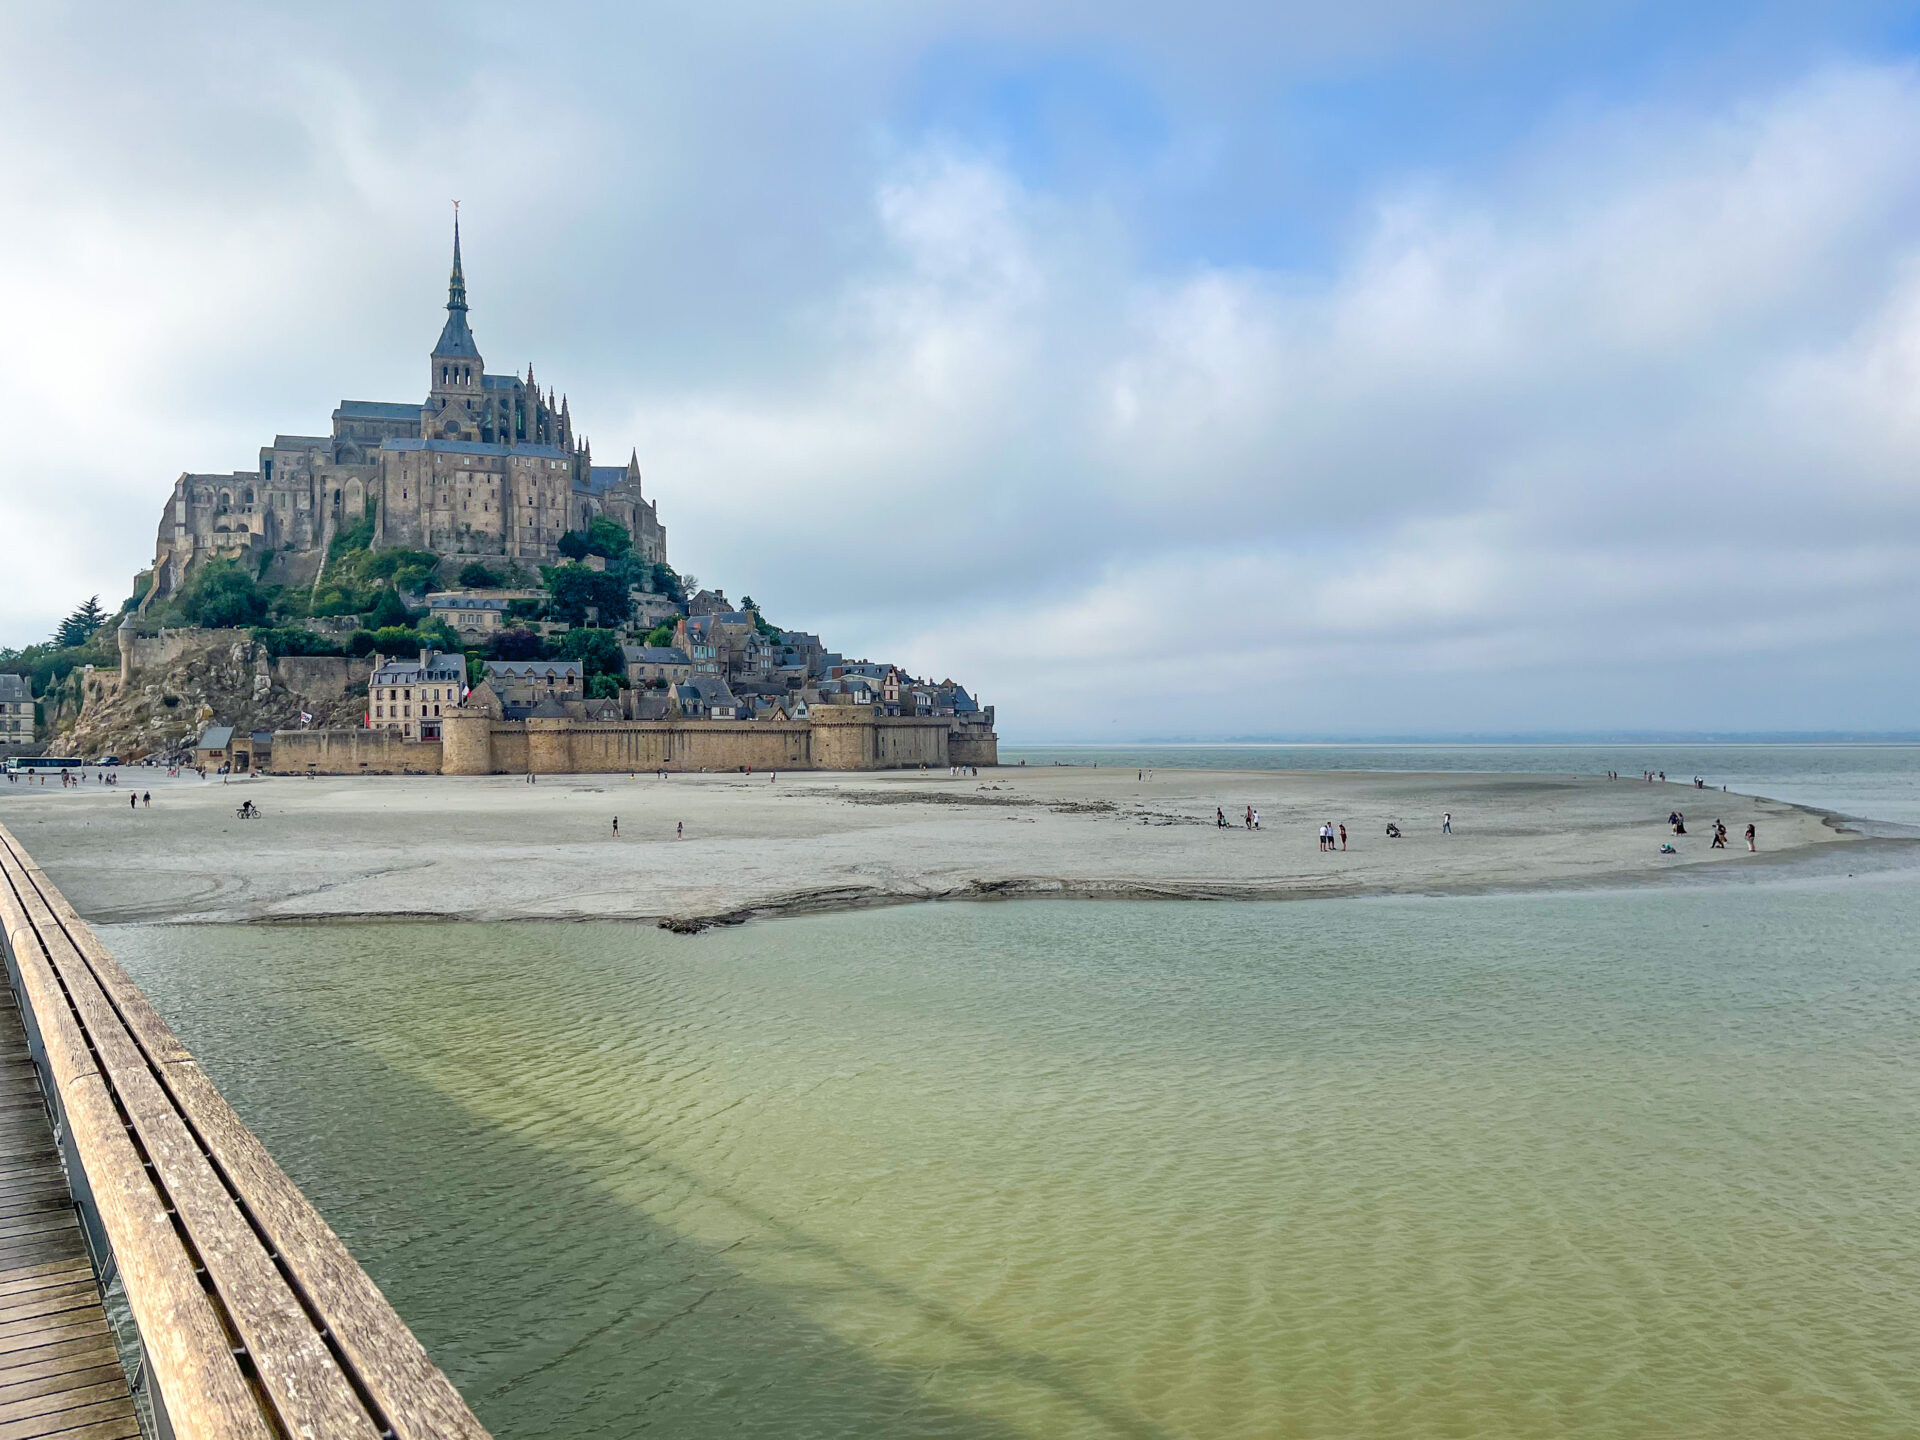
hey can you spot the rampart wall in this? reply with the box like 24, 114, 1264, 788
274, 709, 995, 775
267, 728, 443, 774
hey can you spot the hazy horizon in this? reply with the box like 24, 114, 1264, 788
5, 1, 1920, 734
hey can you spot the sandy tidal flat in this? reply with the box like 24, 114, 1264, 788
0, 765, 1871, 928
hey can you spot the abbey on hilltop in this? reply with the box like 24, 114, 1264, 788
145, 218, 665, 607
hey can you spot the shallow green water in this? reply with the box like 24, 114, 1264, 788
105, 870, 1920, 1439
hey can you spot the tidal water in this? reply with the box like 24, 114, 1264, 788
102, 746, 1920, 1438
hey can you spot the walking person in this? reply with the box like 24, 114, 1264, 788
676, 821, 683, 840
143, 792, 150, 807
1339, 823, 1347, 851
1746, 823, 1756, 852
1216, 808, 1226, 829
1442, 812, 1452, 834
1252, 809, 1260, 830
612, 816, 619, 837
1245, 805, 1254, 830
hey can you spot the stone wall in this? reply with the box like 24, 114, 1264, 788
120, 627, 255, 684
290, 709, 996, 775
274, 656, 373, 702
266, 728, 443, 775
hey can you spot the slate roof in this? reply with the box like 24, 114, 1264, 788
380, 439, 568, 459
481, 374, 521, 391
371, 651, 465, 685
621, 646, 690, 665
334, 401, 423, 421
196, 726, 235, 751
485, 660, 584, 681
584, 466, 634, 494
273, 435, 330, 450
0, 675, 30, 703
528, 696, 570, 719
434, 307, 481, 359
427, 595, 510, 612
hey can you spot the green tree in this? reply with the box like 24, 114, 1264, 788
558, 626, 625, 678
176, 559, 268, 628
486, 628, 547, 661
584, 517, 632, 559
250, 627, 342, 658
367, 586, 414, 630
556, 530, 590, 561
643, 623, 678, 648
457, 561, 501, 589
53, 596, 107, 648
544, 564, 629, 627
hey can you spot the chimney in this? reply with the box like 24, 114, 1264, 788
420, 647, 431, 670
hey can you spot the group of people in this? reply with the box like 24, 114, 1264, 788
1671, 810, 1757, 851
1208, 812, 1450, 846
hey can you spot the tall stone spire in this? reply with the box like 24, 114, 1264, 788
433, 206, 481, 362
448, 209, 467, 313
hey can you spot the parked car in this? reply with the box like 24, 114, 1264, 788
94, 755, 120, 766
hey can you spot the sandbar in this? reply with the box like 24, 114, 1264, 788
0, 766, 1879, 930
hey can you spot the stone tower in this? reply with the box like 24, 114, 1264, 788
426, 213, 484, 443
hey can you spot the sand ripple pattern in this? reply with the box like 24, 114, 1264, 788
106, 874, 1920, 1438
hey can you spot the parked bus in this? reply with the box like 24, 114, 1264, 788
3, 756, 82, 773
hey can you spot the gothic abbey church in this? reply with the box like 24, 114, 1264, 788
146, 221, 665, 606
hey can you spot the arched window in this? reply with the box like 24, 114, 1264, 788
245, 488, 255, 505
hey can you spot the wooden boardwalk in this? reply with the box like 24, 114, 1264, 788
0, 992, 137, 1440
0, 820, 491, 1440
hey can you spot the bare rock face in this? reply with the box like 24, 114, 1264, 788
49, 633, 366, 762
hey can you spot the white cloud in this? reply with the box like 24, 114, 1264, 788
2, 8, 1918, 735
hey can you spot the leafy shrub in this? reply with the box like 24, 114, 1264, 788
251, 627, 343, 658
175, 558, 268, 628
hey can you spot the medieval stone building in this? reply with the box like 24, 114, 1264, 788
145, 220, 665, 605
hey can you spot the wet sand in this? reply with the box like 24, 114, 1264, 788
0, 765, 1868, 929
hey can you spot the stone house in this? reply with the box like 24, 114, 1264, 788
0, 675, 34, 754
622, 645, 692, 687
668, 678, 740, 720
483, 660, 584, 719
425, 593, 512, 635
370, 649, 466, 741
195, 725, 236, 771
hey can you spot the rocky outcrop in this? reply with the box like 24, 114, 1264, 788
49, 632, 368, 762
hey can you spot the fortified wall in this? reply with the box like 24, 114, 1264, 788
269, 706, 996, 775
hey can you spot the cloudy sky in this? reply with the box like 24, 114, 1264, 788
4, 1, 1920, 738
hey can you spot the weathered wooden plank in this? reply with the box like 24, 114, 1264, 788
164, 1060, 494, 1439
31, 944, 382, 1440
0, 1283, 100, 1326
0, 1376, 130, 1426
0, 1355, 119, 1399
0, 1216, 78, 1248
1, 823, 496, 1440
0, 843, 272, 1440
5, 1413, 140, 1440
0, 1394, 138, 1440
0, 1238, 84, 1274
0, 1338, 118, 1385
14, 851, 491, 1440
0, 1316, 106, 1358
0, 1369, 123, 1417
0, 1262, 91, 1299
